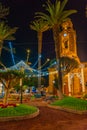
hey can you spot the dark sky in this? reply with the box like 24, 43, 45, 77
0, 0, 87, 67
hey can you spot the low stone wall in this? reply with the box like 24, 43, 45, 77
48, 105, 87, 115
0, 109, 39, 122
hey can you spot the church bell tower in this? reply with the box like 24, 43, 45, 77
59, 19, 80, 62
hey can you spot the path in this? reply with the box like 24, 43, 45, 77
0, 105, 87, 130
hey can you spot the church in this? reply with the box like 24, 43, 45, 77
48, 19, 87, 97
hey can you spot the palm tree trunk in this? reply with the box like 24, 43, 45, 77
53, 25, 63, 99
38, 31, 42, 88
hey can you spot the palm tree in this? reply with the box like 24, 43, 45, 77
30, 19, 49, 88
0, 21, 18, 56
0, 3, 17, 68
0, 2, 9, 19
35, 0, 77, 99
0, 21, 18, 69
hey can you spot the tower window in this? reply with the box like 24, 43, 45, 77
64, 40, 68, 48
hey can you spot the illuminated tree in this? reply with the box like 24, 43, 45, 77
35, 0, 77, 99
0, 70, 24, 105
60, 56, 79, 75
53, 56, 79, 93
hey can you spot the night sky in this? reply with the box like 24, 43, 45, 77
0, 0, 87, 68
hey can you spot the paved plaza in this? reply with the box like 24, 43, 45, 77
0, 101, 87, 130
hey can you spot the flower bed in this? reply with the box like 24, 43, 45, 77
0, 103, 17, 108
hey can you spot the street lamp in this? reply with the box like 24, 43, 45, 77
20, 66, 24, 104
26, 49, 31, 65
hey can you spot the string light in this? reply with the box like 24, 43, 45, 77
2, 42, 57, 77
8, 42, 15, 65
3, 59, 58, 77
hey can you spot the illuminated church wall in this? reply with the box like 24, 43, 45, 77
48, 20, 87, 96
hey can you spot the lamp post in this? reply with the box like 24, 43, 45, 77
26, 49, 31, 65
20, 77, 23, 104
20, 66, 24, 104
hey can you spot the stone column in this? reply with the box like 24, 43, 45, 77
68, 73, 72, 96
81, 65, 85, 93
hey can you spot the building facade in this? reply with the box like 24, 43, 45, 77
48, 20, 87, 97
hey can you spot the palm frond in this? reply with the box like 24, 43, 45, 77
59, 0, 68, 13
0, 3, 9, 19
59, 10, 77, 21
30, 19, 49, 32
55, 0, 60, 17
3, 27, 18, 40
35, 12, 55, 27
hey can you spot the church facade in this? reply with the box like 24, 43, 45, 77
48, 20, 87, 97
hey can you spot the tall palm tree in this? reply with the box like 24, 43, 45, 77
30, 19, 49, 87
35, 0, 77, 99
0, 2, 9, 19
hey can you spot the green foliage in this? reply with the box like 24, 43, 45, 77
51, 96, 87, 111
34, 0, 77, 97
0, 70, 26, 94
14, 85, 20, 92
30, 19, 49, 32
28, 77, 38, 87
0, 21, 18, 56
82, 94, 87, 99
35, 0, 77, 28
0, 70, 25, 78
24, 77, 46, 88
60, 56, 79, 75
0, 2, 9, 19
0, 21, 18, 41
22, 77, 31, 86
0, 104, 38, 117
